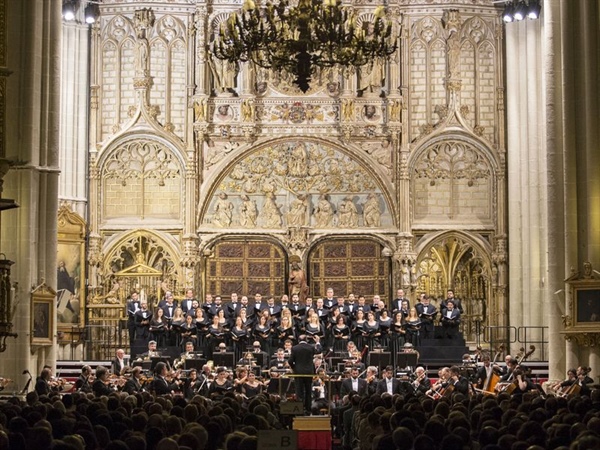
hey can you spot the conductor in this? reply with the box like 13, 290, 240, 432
288, 334, 322, 415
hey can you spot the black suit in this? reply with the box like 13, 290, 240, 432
376, 377, 402, 395
126, 299, 141, 347
452, 376, 470, 396
415, 303, 437, 339
341, 377, 367, 397
441, 308, 461, 338
391, 298, 410, 312
152, 376, 180, 396
112, 358, 126, 376
288, 340, 322, 413
123, 377, 142, 395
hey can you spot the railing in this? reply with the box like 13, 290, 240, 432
481, 325, 548, 361
81, 323, 125, 360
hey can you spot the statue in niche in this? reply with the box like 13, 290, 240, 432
313, 194, 334, 228
239, 194, 258, 228
358, 59, 385, 96
208, 50, 239, 96
287, 194, 308, 227
135, 29, 150, 77
260, 192, 282, 228
338, 196, 358, 228
212, 192, 234, 227
288, 143, 308, 178
401, 265, 410, 287
363, 193, 381, 227
289, 261, 309, 302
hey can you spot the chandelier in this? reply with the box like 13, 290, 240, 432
212, 0, 397, 92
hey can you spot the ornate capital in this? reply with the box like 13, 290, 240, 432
564, 332, 600, 347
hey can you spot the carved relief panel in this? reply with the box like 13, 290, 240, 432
412, 140, 493, 225
101, 139, 183, 221
198, 139, 393, 230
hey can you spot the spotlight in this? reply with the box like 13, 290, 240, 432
513, 1, 528, 21
62, 0, 76, 21
527, 0, 542, 19
85, 3, 100, 24
502, 3, 514, 23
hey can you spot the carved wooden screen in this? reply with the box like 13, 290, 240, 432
206, 240, 286, 300
309, 239, 390, 302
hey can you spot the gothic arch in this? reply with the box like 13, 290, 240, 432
197, 137, 397, 230
408, 133, 499, 226
414, 230, 499, 340
96, 134, 186, 222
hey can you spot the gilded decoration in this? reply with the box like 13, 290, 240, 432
416, 234, 492, 340
199, 140, 392, 229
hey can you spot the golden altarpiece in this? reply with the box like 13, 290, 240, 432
81, 0, 508, 359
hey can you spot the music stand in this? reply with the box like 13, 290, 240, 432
213, 352, 235, 368
184, 358, 207, 371
253, 352, 266, 368
368, 352, 391, 372
267, 377, 292, 395
150, 356, 172, 371
396, 353, 418, 369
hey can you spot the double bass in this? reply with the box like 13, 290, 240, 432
499, 345, 535, 394
482, 345, 504, 394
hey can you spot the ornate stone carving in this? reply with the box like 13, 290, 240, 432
286, 227, 309, 252
259, 192, 283, 228
414, 141, 491, 186
564, 332, 600, 348
338, 196, 359, 228
204, 141, 241, 170
134, 9, 155, 78
103, 139, 181, 186
287, 194, 308, 227
212, 192, 234, 227
313, 194, 335, 228
239, 194, 258, 228
363, 193, 382, 227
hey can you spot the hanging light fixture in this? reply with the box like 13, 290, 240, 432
513, 1, 528, 21
527, 0, 542, 19
212, 0, 397, 93
62, 0, 77, 21
84, 2, 100, 24
501, 2, 515, 23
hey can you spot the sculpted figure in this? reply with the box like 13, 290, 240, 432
289, 143, 308, 177
260, 192, 282, 228
288, 262, 309, 302
239, 194, 258, 228
338, 196, 358, 228
358, 59, 385, 96
209, 51, 239, 95
287, 194, 308, 227
363, 193, 381, 227
313, 194, 334, 228
212, 192, 234, 227
135, 30, 150, 77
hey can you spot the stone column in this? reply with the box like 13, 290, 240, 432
2, 0, 62, 384
506, 17, 546, 349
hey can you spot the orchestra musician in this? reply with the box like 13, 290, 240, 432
476, 354, 495, 389
35, 366, 55, 396
365, 366, 379, 396
576, 366, 594, 396
311, 368, 332, 414
426, 367, 450, 399
341, 366, 367, 397
122, 366, 144, 395
92, 366, 115, 397
240, 371, 264, 399
376, 366, 401, 395
270, 348, 288, 370
449, 366, 470, 396
411, 366, 431, 395
151, 361, 182, 396
75, 365, 93, 393
183, 368, 203, 399
208, 366, 234, 399
112, 348, 127, 376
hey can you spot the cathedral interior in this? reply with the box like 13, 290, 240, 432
0, 0, 599, 387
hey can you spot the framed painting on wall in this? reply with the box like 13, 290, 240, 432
31, 284, 56, 345
57, 205, 87, 329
